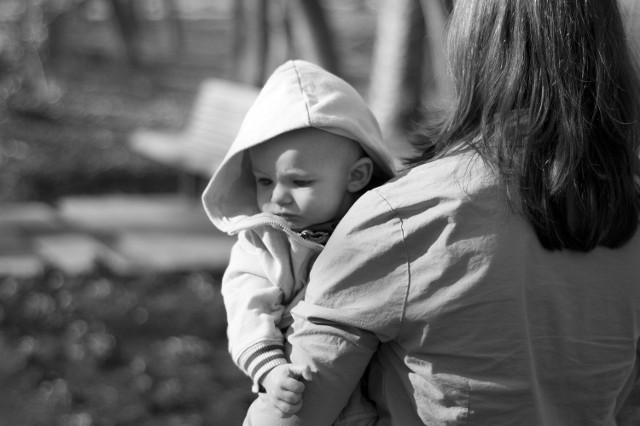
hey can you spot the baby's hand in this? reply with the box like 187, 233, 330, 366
261, 364, 312, 416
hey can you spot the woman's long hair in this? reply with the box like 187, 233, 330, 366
407, 0, 640, 251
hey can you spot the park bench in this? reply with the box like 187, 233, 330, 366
127, 78, 260, 191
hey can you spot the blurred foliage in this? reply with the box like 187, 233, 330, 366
0, 0, 76, 106
0, 61, 191, 203
0, 0, 186, 112
0, 0, 378, 204
0, 2, 232, 203
0, 270, 253, 425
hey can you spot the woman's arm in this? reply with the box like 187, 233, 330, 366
245, 190, 410, 425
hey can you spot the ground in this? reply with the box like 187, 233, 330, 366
0, 271, 252, 426
0, 2, 378, 424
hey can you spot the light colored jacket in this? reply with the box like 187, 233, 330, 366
246, 150, 640, 425
202, 60, 395, 390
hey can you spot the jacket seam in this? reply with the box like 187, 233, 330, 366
291, 61, 313, 126
373, 190, 410, 340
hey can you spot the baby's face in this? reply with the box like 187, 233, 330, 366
248, 128, 359, 231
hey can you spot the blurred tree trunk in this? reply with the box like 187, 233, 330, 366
3, 0, 63, 117
48, 0, 184, 67
232, 0, 269, 86
231, 0, 340, 87
418, 0, 452, 103
367, 0, 424, 163
110, 0, 140, 65
367, 0, 451, 164
285, 0, 340, 75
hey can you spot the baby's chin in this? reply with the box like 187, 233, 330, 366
263, 211, 330, 232
282, 216, 320, 232
268, 214, 308, 231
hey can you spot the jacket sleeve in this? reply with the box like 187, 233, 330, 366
245, 190, 410, 425
222, 230, 292, 392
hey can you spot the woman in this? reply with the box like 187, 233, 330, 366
245, 0, 640, 424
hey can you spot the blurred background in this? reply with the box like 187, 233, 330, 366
0, 0, 638, 425
0, 1, 452, 424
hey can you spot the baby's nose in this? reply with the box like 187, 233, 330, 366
271, 184, 292, 204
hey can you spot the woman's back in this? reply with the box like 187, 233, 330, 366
364, 152, 640, 424
376, 0, 640, 418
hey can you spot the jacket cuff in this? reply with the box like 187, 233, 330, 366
238, 342, 288, 393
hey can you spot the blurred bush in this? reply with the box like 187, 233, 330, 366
0, 270, 253, 425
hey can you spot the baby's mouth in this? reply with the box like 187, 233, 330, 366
272, 212, 297, 223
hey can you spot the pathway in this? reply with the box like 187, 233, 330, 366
0, 194, 234, 278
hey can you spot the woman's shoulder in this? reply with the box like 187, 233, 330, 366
368, 151, 497, 210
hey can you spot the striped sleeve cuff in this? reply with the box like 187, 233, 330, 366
238, 342, 288, 393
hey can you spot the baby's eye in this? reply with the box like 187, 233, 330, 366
293, 180, 313, 187
256, 177, 272, 186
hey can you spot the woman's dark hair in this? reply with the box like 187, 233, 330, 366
407, 0, 640, 251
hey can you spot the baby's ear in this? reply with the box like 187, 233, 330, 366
347, 157, 374, 193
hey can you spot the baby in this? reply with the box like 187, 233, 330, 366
202, 60, 395, 423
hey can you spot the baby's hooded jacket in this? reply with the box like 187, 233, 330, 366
201, 60, 395, 390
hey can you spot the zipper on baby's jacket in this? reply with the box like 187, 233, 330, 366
231, 214, 325, 250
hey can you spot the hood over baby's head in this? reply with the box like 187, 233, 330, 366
202, 59, 395, 233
